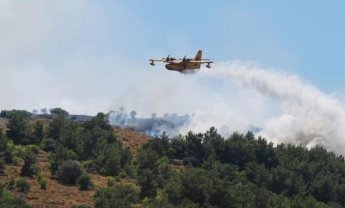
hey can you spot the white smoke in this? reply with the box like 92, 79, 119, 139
198, 61, 345, 155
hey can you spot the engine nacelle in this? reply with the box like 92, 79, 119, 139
150, 61, 155, 66
206, 63, 211, 68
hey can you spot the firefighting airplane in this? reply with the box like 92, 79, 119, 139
149, 50, 213, 73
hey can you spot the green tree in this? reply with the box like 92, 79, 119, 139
203, 127, 225, 160
169, 136, 186, 159
95, 143, 123, 176
184, 132, 205, 166
311, 174, 336, 203
245, 161, 269, 187
269, 166, 293, 195
32, 121, 45, 144
164, 176, 183, 205
21, 149, 37, 177
0, 110, 31, 119
221, 132, 255, 169
336, 184, 345, 206
48, 114, 67, 140
137, 146, 160, 170
50, 145, 78, 175
180, 168, 209, 205
138, 169, 157, 198
59, 122, 84, 155
254, 136, 278, 168
6, 112, 28, 145
50, 108, 69, 118
84, 112, 112, 131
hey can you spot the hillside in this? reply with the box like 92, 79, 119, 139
1, 150, 108, 207
3, 110, 345, 207
0, 111, 150, 208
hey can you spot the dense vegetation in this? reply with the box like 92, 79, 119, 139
1, 109, 345, 207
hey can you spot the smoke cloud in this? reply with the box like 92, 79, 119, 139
198, 61, 345, 155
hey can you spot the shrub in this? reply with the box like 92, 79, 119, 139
100, 168, 106, 175
39, 178, 47, 190
37, 173, 43, 182
40, 138, 57, 152
12, 156, 21, 165
21, 150, 37, 177
49, 146, 79, 175
57, 160, 83, 185
0, 159, 4, 176
7, 178, 15, 190
16, 178, 30, 193
26, 145, 39, 154
77, 174, 92, 191
119, 171, 127, 179
4, 150, 13, 164
13, 145, 26, 158
82, 160, 98, 173
115, 176, 121, 182
0, 188, 30, 207
107, 177, 116, 187
21, 163, 40, 177
94, 184, 139, 208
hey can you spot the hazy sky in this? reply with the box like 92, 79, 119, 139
1, 0, 345, 116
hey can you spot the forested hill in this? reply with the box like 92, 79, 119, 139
1, 109, 345, 207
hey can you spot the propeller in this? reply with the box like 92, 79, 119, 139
182, 56, 187, 69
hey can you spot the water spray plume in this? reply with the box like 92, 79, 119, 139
199, 61, 345, 155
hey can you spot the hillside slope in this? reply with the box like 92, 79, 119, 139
0, 127, 150, 208
1, 150, 108, 207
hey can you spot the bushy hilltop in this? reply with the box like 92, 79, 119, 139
1, 109, 345, 207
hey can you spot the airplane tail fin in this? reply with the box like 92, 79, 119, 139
194, 50, 202, 60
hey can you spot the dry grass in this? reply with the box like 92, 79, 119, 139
114, 127, 150, 152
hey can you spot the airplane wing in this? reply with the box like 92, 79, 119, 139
189, 61, 213, 64
189, 60, 214, 68
149, 58, 166, 62
149, 58, 181, 66
149, 58, 167, 66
